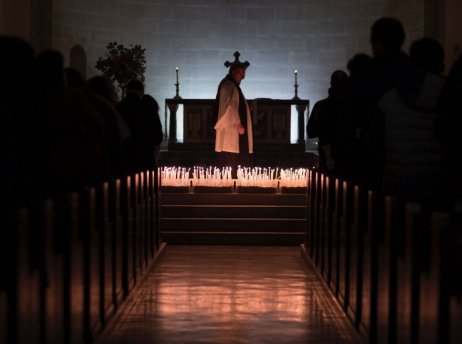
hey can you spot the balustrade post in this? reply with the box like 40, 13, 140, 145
331, 178, 342, 297
417, 212, 447, 343
307, 170, 317, 258
155, 167, 161, 251
296, 101, 307, 145
81, 189, 91, 344
16, 208, 41, 344
447, 211, 462, 343
132, 173, 141, 279
120, 176, 132, 296
167, 100, 179, 147
338, 180, 353, 312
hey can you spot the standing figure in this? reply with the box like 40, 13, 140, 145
117, 80, 162, 173
371, 37, 445, 209
142, 94, 164, 166
336, 17, 409, 185
306, 69, 348, 173
214, 51, 253, 178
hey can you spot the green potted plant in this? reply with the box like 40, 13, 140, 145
95, 41, 146, 98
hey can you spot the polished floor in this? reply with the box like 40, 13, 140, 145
100, 246, 362, 344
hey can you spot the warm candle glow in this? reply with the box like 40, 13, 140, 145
279, 168, 307, 188
160, 166, 190, 186
192, 166, 233, 187
160, 166, 308, 191
237, 167, 278, 188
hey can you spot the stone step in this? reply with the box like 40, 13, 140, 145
161, 204, 305, 218
159, 191, 306, 245
160, 192, 306, 206
161, 218, 305, 232
160, 231, 305, 245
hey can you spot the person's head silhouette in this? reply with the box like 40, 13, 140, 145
370, 17, 405, 56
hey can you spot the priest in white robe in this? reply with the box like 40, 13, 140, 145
214, 53, 253, 177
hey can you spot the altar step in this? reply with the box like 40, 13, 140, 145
160, 192, 306, 245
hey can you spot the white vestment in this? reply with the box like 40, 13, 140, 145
214, 79, 253, 153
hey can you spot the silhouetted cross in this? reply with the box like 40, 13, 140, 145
224, 51, 250, 68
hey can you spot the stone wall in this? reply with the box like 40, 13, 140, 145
52, 0, 425, 144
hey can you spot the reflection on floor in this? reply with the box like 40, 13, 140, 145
100, 246, 362, 344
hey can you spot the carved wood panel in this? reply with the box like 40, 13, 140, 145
253, 105, 290, 143
183, 104, 215, 143
167, 98, 308, 151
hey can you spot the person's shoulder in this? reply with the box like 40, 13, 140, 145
314, 98, 329, 105
221, 78, 235, 87
220, 79, 236, 93
312, 98, 328, 111
90, 92, 121, 116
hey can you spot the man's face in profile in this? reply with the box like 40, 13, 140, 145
232, 67, 246, 84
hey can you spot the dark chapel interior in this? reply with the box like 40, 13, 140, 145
1, 1, 462, 343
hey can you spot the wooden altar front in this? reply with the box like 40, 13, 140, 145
165, 98, 309, 152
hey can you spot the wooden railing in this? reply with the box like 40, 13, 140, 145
0, 170, 162, 344
304, 170, 462, 344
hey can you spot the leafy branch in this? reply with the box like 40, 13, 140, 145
95, 41, 146, 97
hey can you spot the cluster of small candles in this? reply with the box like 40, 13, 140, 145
193, 166, 233, 187
279, 168, 308, 188
236, 167, 279, 188
160, 166, 308, 189
160, 167, 190, 186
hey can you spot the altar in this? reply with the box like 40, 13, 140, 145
165, 98, 309, 152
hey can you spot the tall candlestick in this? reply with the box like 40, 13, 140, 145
176, 67, 179, 84
293, 70, 299, 100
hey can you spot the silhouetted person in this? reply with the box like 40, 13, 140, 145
0, 36, 35, 207
142, 94, 164, 166
370, 37, 445, 209
346, 53, 373, 77
31, 50, 105, 197
87, 75, 119, 105
65, 67, 129, 178
0, 38, 35, 330
307, 70, 348, 173
117, 80, 161, 173
87, 75, 131, 156
336, 17, 409, 185
435, 55, 462, 208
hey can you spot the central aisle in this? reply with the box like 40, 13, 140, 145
100, 246, 362, 344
